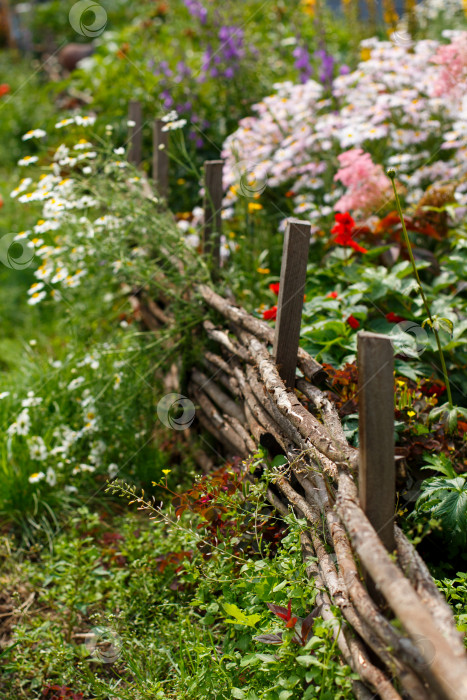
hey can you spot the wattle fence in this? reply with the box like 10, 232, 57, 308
129, 100, 467, 700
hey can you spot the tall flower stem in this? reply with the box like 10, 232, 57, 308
387, 170, 453, 409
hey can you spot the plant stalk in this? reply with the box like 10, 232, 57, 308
387, 171, 453, 409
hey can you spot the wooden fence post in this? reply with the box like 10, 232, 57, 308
357, 331, 395, 557
152, 119, 169, 198
128, 100, 143, 166
203, 160, 223, 271
273, 219, 311, 389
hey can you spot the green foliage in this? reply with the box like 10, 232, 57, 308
436, 572, 467, 642
0, 55, 56, 168
2, 488, 356, 699
413, 454, 467, 550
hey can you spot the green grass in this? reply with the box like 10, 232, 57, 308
1, 491, 356, 700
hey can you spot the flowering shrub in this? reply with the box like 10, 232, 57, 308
1, 117, 211, 540
222, 32, 467, 229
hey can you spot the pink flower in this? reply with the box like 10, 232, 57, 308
431, 32, 467, 101
334, 148, 392, 216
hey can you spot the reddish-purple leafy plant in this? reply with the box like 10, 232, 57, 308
255, 600, 319, 646
42, 686, 84, 700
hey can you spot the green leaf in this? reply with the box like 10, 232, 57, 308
296, 655, 316, 667
223, 603, 261, 628
272, 580, 288, 593
231, 689, 246, 699
433, 317, 454, 336
415, 465, 467, 546
271, 455, 288, 468
256, 653, 276, 663
421, 453, 457, 478
448, 408, 459, 432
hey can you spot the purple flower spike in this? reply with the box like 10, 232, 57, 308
293, 44, 312, 83
183, 0, 208, 24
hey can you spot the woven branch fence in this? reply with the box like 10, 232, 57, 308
128, 103, 467, 700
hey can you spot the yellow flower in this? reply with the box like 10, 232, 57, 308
407, 410, 416, 418
177, 178, 186, 185
257, 267, 270, 274
162, 469, 171, 475
300, 0, 316, 17
228, 231, 236, 239
248, 202, 263, 213
396, 380, 406, 387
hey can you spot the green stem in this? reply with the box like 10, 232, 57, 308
387, 171, 453, 409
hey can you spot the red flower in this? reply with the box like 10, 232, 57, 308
423, 381, 446, 398
331, 212, 367, 254
386, 312, 406, 323
0, 84, 10, 97
263, 306, 277, 321
334, 212, 354, 229
346, 315, 360, 329
327, 291, 339, 299
269, 283, 280, 295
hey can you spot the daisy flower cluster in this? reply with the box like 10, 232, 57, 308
2, 343, 131, 491
221, 31, 467, 226
9, 115, 151, 305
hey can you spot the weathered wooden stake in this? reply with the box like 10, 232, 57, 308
273, 219, 311, 389
203, 160, 223, 271
152, 119, 169, 198
128, 100, 143, 166
357, 331, 395, 557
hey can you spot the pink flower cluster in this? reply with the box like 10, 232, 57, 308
334, 149, 393, 216
221, 31, 467, 227
431, 31, 467, 101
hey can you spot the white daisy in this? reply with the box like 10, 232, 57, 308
22, 129, 46, 141
29, 436, 48, 461
29, 471, 45, 484
18, 156, 39, 166
46, 468, 57, 486
67, 376, 85, 391
27, 291, 47, 305
51, 267, 69, 284
55, 118, 75, 129
74, 140, 93, 150
16, 410, 31, 436
161, 119, 187, 132
108, 463, 119, 479
75, 115, 96, 126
